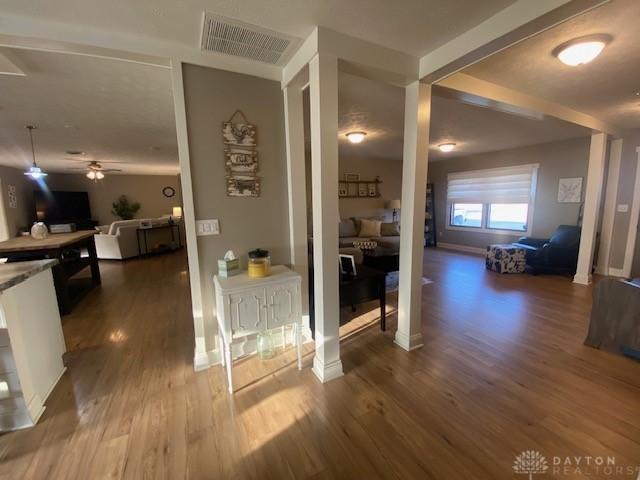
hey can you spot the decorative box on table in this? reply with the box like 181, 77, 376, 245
486, 244, 526, 274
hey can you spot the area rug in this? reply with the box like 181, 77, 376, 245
385, 271, 434, 293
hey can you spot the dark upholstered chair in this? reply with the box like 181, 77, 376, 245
512, 225, 581, 275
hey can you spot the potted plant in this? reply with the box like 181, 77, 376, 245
111, 195, 140, 220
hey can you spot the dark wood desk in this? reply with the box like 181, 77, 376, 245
309, 264, 387, 333
0, 231, 101, 315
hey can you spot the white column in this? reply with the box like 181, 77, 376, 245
395, 81, 431, 351
309, 53, 343, 382
284, 81, 311, 341
574, 131, 608, 285
596, 138, 623, 275
170, 60, 209, 370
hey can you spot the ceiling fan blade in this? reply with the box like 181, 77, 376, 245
100, 168, 123, 172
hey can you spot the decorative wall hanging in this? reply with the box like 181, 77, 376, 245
222, 110, 257, 147
162, 186, 176, 198
223, 110, 260, 197
7, 185, 17, 209
225, 149, 258, 174
227, 175, 260, 197
557, 177, 583, 203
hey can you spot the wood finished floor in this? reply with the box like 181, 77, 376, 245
1, 248, 639, 479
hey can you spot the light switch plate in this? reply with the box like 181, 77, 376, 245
617, 204, 629, 213
196, 219, 220, 236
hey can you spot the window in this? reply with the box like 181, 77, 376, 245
450, 203, 483, 228
446, 164, 538, 234
487, 203, 528, 231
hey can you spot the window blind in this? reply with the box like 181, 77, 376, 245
447, 164, 538, 204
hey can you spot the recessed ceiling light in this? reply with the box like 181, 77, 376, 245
346, 131, 367, 144
553, 35, 610, 66
438, 143, 456, 153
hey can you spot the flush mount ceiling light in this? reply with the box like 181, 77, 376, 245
553, 35, 611, 66
346, 131, 367, 144
438, 143, 456, 153
24, 125, 48, 180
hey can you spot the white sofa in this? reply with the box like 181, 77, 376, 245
94, 218, 177, 260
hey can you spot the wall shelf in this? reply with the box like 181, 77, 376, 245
338, 178, 382, 198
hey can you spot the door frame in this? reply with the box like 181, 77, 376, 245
620, 147, 640, 278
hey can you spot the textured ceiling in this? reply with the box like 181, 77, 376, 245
328, 73, 588, 162
0, 0, 515, 58
464, 0, 640, 129
0, 48, 178, 175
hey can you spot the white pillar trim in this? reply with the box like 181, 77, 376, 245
283, 80, 311, 341
308, 53, 343, 382
620, 147, 640, 278
573, 132, 608, 285
170, 60, 210, 369
395, 81, 431, 351
596, 138, 623, 276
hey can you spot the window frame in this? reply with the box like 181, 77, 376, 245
445, 164, 538, 236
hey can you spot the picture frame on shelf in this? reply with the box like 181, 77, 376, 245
344, 173, 360, 182
347, 183, 358, 197
368, 183, 377, 196
338, 182, 348, 197
358, 184, 368, 197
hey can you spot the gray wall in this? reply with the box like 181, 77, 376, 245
182, 63, 290, 351
610, 129, 640, 269
0, 164, 36, 237
0, 164, 182, 236
43, 173, 182, 225
428, 137, 590, 249
338, 156, 403, 221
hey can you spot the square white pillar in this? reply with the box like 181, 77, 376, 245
283, 81, 311, 341
309, 54, 343, 382
574, 131, 608, 285
395, 81, 431, 351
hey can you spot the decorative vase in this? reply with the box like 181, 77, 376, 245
257, 331, 275, 360
30, 222, 48, 240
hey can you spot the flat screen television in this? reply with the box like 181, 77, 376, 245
34, 190, 92, 227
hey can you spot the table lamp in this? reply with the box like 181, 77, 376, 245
385, 199, 401, 222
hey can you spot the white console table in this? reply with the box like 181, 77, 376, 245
214, 265, 302, 393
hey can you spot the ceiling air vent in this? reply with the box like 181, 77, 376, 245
200, 13, 298, 65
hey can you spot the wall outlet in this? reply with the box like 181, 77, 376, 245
617, 204, 629, 213
196, 219, 220, 236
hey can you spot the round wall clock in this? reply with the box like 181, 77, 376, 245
162, 186, 176, 198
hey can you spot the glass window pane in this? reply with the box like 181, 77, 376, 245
488, 203, 528, 231
451, 203, 483, 228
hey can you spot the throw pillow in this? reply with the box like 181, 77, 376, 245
359, 218, 382, 237
338, 218, 357, 238
380, 222, 400, 236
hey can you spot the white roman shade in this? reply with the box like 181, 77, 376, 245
447, 164, 538, 204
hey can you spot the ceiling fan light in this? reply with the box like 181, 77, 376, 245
438, 143, 456, 153
96, 171, 105, 179
24, 166, 47, 179
86, 170, 96, 180
555, 38, 607, 66
346, 131, 367, 144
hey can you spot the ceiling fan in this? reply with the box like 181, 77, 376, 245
70, 161, 122, 180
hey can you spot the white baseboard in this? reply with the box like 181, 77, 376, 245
194, 348, 221, 371
312, 356, 343, 383
608, 267, 627, 278
394, 331, 424, 351
573, 273, 592, 285
437, 242, 486, 256
594, 265, 609, 275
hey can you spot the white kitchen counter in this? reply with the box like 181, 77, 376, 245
0, 260, 66, 431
